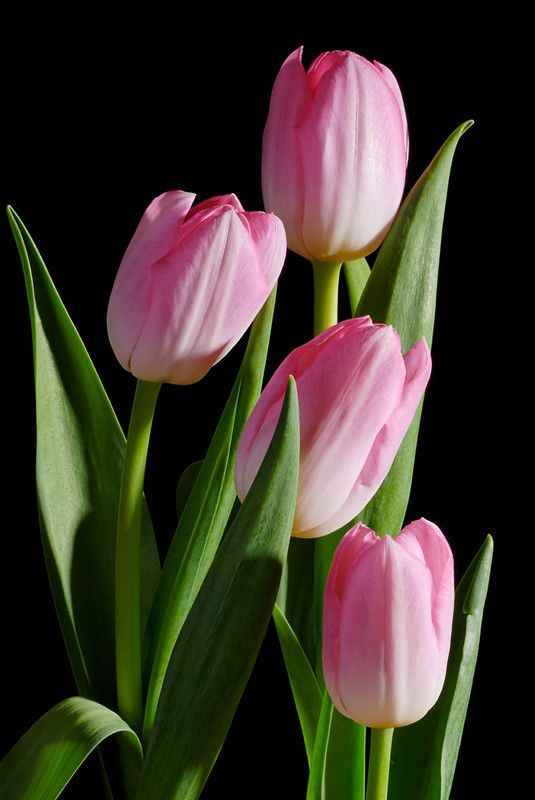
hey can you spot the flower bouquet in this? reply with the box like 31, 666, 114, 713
0, 46, 492, 800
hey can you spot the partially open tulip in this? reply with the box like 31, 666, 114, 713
323, 519, 454, 728
107, 191, 286, 384
235, 317, 431, 538
262, 48, 408, 263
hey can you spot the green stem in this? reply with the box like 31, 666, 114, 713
116, 379, 161, 735
312, 260, 342, 335
366, 728, 394, 800
310, 259, 342, 679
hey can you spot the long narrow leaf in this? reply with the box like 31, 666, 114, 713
138, 378, 300, 800
9, 208, 160, 707
343, 258, 370, 316
325, 712, 365, 800
388, 535, 493, 800
273, 603, 323, 765
175, 460, 203, 520
142, 289, 276, 736
357, 121, 473, 536
306, 692, 334, 800
277, 538, 317, 665
0, 697, 141, 800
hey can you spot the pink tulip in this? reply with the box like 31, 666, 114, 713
107, 191, 286, 384
323, 519, 454, 728
262, 48, 408, 263
235, 317, 431, 538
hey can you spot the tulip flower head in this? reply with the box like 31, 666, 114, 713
323, 519, 454, 728
107, 191, 286, 384
235, 317, 431, 538
262, 47, 408, 263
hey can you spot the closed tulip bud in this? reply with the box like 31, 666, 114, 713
107, 191, 286, 384
235, 317, 431, 538
262, 47, 408, 263
323, 519, 454, 728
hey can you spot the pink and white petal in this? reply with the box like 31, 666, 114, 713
107, 190, 195, 369
236, 318, 382, 510
397, 519, 454, 658
125, 190, 196, 270
337, 536, 441, 727
373, 60, 409, 162
293, 325, 405, 534
235, 317, 405, 537
307, 50, 348, 90
242, 211, 287, 288
354, 337, 431, 495
262, 47, 311, 257
323, 524, 378, 713
131, 209, 272, 384
179, 193, 244, 242
298, 54, 407, 261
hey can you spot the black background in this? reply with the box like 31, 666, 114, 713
1, 9, 507, 799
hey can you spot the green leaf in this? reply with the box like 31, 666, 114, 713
272, 603, 365, 798
138, 378, 300, 800
8, 208, 160, 708
343, 258, 370, 316
356, 121, 473, 536
306, 692, 334, 800
272, 603, 323, 765
277, 538, 317, 665
325, 712, 365, 800
142, 289, 276, 737
388, 535, 494, 800
175, 460, 203, 520
0, 697, 142, 800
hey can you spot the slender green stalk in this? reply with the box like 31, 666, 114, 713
116, 379, 161, 734
312, 260, 342, 335
310, 258, 342, 679
366, 728, 394, 800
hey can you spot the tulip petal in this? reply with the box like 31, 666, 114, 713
240, 211, 287, 289
312, 337, 432, 532
180, 193, 245, 238
262, 47, 311, 257
307, 50, 347, 90
294, 324, 405, 534
337, 536, 442, 727
107, 191, 195, 370
235, 321, 374, 500
323, 523, 378, 712
130, 210, 271, 384
297, 54, 407, 261
323, 520, 454, 729
213, 213, 286, 365
236, 318, 421, 537
262, 48, 408, 263
373, 61, 409, 163
396, 518, 454, 653
126, 190, 196, 267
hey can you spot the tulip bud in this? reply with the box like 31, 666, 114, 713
107, 191, 286, 384
262, 47, 408, 263
235, 317, 431, 538
323, 519, 454, 728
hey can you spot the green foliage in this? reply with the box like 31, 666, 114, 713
9, 208, 160, 708
0, 697, 141, 800
137, 380, 300, 799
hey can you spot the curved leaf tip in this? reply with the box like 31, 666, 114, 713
463, 535, 494, 616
